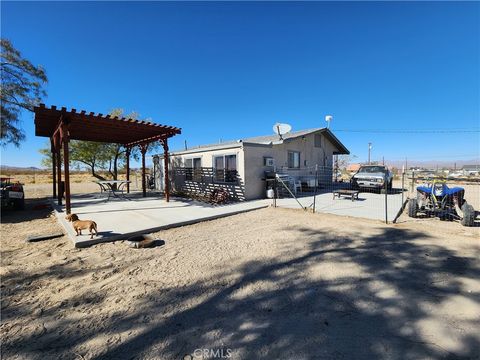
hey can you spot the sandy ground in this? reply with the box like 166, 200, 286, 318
1, 199, 479, 359
21, 181, 145, 200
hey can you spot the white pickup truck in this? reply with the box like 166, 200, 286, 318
350, 165, 393, 192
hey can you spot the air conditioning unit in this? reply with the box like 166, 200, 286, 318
264, 157, 275, 167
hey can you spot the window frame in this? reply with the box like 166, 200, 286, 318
184, 157, 202, 181
212, 153, 238, 183
287, 151, 301, 169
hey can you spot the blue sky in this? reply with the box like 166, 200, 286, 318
1, 1, 479, 168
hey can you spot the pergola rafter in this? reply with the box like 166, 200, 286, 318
34, 104, 181, 214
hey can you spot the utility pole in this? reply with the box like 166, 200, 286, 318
368, 142, 372, 164
382, 156, 385, 166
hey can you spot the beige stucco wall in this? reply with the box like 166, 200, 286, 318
160, 131, 343, 200
243, 132, 338, 199
169, 145, 245, 179
168, 145, 247, 200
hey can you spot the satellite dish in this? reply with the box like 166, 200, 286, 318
273, 123, 292, 139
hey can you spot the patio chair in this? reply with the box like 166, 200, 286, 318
293, 180, 302, 195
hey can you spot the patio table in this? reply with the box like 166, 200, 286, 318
96, 180, 131, 201
333, 189, 360, 202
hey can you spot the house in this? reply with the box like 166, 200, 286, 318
462, 165, 480, 176
155, 128, 349, 200
346, 163, 361, 174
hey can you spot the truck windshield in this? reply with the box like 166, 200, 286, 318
359, 166, 386, 173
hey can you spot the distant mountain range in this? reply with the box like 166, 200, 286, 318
0, 165, 142, 173
1, 165, 42, 172
384, 159, 480, 169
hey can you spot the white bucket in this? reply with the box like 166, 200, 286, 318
266, 188, 274, 199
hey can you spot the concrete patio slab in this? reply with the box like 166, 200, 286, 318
52, 192, 270, 247
275, 191, 405, 222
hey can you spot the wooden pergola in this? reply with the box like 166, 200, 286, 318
34, 104, 181, 214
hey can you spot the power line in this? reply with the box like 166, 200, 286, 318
333, 128, 480, 134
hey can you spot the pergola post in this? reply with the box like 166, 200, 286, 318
160, 138, 170, 202
55, 136, 62, 206
61, 123, 71, 214
140, 144, 148, 197
125, 147, 131, 193
50, 137, 57, 199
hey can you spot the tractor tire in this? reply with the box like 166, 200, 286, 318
460, 202, 475, 227
408, 198, 418, 218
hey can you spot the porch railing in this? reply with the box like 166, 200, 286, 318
172, 167, 245, 201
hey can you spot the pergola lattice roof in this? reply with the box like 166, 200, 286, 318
34, 104, 181, 146
33, 103, 179, 215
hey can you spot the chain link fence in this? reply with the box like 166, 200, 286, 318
269, 166, 479, 225
271, 166, 403, 223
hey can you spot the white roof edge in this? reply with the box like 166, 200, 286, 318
160, 142, 243, 156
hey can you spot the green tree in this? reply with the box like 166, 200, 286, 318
39, 145, 63, 169
69, 141, 111, 180
1, 38, 47, 146
103, 109, 140, 181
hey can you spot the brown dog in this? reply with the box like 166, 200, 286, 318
65, 214, 98, 239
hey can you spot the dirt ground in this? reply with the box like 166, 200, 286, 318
1, 197, 479, 359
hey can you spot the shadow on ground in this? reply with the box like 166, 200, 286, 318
2, 226, 479, 359
1, 197, 54, 224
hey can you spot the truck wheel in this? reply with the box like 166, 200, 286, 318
408, 198, 418, 218
460, 202, 475, 227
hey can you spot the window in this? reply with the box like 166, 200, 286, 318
185, 157, 202, 181
314, 134, 322, 148
185, 158, 201, 169
214, 154, 237, 182
288, 151, 300, 168
264, 157, 274, 167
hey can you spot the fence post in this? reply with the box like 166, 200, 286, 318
312, 164, 318, 213
410, 171, 415, 194
273, 177, 277, 208
384, 174, 388, 224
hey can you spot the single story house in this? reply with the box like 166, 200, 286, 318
155, 127, 349, 200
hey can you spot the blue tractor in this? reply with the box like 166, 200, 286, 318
408, 179, 476, 226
